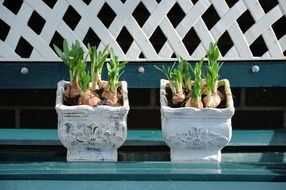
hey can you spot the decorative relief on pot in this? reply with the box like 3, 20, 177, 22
166, 127, 229, 149
56, 81, 129, 162
160, 79, 234, 162
59, 121, 126, 150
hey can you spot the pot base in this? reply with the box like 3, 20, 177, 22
67, 148, 117, 162
170, 149, 221, 162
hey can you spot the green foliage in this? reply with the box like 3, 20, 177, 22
204, 42, 223, 93
155, 56, 192, 94
177, 56, 192, 89
155, 63, 183, 94
207, 41, 220, 65
106, 48, 128, 92
154, 64, 175, 81
88, 44, 109, 87
54, 40, 91, 92
156, 41, 223, 101
77, 60, 90, 92
53, 40, 84, 84
190, 59, 203, 99
54, 40, 127, 95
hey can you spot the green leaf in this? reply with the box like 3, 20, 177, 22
106, 47, 127, 92
107, 62, 111, 72
53, 45, 64, 59
63, 40, 69, 57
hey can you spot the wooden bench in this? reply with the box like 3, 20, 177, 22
0, 61, 286, 190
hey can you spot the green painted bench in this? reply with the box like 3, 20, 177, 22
0, 61, 286, 190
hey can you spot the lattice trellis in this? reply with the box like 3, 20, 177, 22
0, 0, 286, 61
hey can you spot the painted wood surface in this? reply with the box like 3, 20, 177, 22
0, 129, 285, 147
0, 60, 286, 89
0, 181, 285, 190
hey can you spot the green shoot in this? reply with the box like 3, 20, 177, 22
53, 40, 84, 85
88, 44, 109, 90
77, 60, 90, 92
204, 42, 223, 94
190, 59, 203, 100
171, 68, 183, 94
106, 48, 128, 93
177, 56, 192, 90
154, 64, 175, 81
155, 63, 183, 95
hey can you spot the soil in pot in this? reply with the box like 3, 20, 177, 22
63, 84, 124, 107
165, 84, 227, 108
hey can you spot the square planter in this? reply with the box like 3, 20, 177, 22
55, 80, 129, 162
160, 79, 235, 162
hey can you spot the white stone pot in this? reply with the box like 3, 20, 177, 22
160, 79, 235, 162
55, 80, 129, 162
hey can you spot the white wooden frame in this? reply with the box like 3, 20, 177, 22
0, 0, 286, 61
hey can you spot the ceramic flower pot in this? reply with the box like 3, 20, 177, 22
55, 80, 129, 162
160, 79, 235, 162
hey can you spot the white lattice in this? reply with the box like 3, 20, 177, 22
0, 0, 286, 61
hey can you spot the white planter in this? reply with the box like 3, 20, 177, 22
160, 79, 235, 162
55, 80, 129, 162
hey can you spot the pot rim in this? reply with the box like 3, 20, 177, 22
55, 80, 129, 111
160, 79, 235, 116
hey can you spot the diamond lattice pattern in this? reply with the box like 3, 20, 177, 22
0, 0, 286, 61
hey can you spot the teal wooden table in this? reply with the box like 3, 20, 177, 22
0, 129, 285, 190
0, 61, 286, 190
